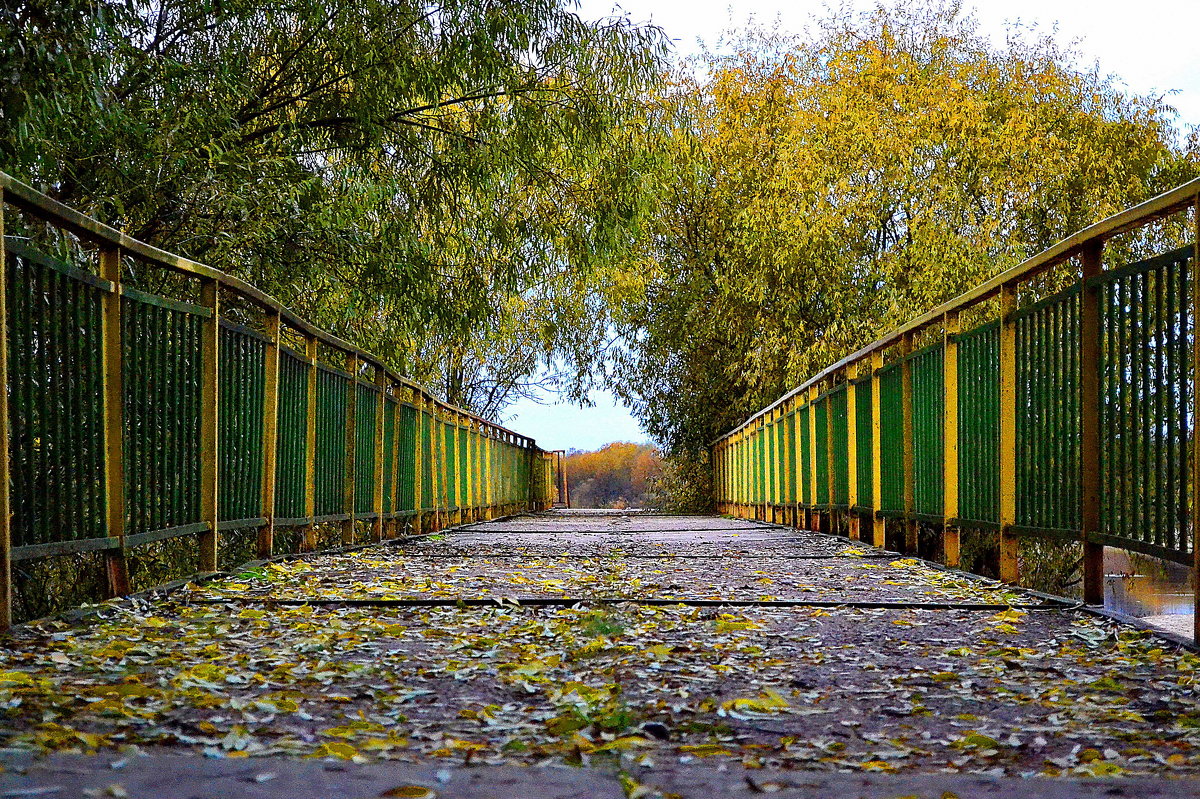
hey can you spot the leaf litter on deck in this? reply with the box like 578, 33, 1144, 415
0, 514, 1197, 780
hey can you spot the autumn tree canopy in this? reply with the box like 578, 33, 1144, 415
565, 443, 662, 509
592, 1, 1197, 507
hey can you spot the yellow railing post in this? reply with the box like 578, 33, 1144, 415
942, 311, 960, 567
901, 332, 917, 553
825, 383, 836, 533
372, 367, 386, 542
773, 408, 782, 522
484, 426, 494, 518
1192, 196, 1200, 641
437, 404, 448, 529
301, 333, 318, 550
461, 413, 471, 523
787, 405, 797, 527
198, 277, 220, 572
99, 245, 130, 596
258, 309, 281, 559
1080, 240, 1104, 603
738, 433, 746, 518
342, 353, 358, 546
846, 365, 859, 541
808, 384, 820, 532
0, 199, 12, 628
384, 384, 398, 538
870, 350, 885, 548
412, 388, 424, 535
998, 283, 1019, 583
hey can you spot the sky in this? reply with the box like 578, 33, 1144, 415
505, 0, 1200, 453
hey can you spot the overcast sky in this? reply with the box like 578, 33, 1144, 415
504, 0, 1200, 452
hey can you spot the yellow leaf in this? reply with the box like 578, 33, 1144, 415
722, 688, 789, 714
595, 736, 654, 752
311, 742, 358, 760
990, 609, 1026, 624
380, 787, 437, 798
679, 743, 733, 757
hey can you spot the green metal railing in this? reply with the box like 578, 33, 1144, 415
712, 178, 1200, 636
0, 171, 557, 628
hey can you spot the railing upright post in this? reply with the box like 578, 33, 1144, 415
1192, 196, 1200, 641
412, 389, 423, 535
484, 426, 494, 519
847, 365, 859, 541
388, 383, 401, 538
942, 311, 961, 567
198, 277, 220, 572
1080, 240, 1104, 603
870, 350, 885, 547
0, 199, 12, 628
770, 414, 777, 522
98, 245, 130, 597
808, 385, 820, 532
901, 332, 917, 553
301, 334, 318, 550
737, 432, 744, 518
372, 367, 386, 542
436, 402, 447, 530
999, 283, 1020, 582
779, 407, 788, 524
342, 353, 358, 546
826, 383, 836, 533
258, 309, 281, 559
788, 410, 798, 526
461, 414, 471, 523
787, 405, 797, 527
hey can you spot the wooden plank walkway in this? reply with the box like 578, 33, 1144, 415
1, 510, 1199, 797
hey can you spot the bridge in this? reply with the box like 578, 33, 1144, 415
1, 173, 1200, 795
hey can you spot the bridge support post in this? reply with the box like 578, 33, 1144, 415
301, 334, 318, 551
0, 199, 12, 628
774, 407, 783, 524
847, 365, 860, 541
942, 311, 960, 567
901, 332, 917, 554
826, 385, 837, 535
258, 309, 280, 559
1080, 240, 1104, 604
808, 385, 820, 533
1193, 196, 1200, 641
412, 388, 424, 535
342, 353, 358, 546
99, 245, 130, 597
998, 283, 1020, 583
436, 401, 447, 531
483, 426, 493, 520
372, 367, 386, 543
870, 350, 885, 548
387, 383, 400, 538
198, 278, 220, 573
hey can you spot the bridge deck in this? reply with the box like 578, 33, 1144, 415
2, 511, 1198, 797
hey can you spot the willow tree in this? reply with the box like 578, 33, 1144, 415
2, 0, 667, 411
603, 1, 1196, 507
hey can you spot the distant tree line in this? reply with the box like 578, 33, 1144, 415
565, 443, 661, 509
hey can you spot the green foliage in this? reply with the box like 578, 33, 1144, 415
3, 0, 667, 414
648, 453, 713, 514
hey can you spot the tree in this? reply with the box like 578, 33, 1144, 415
2, 0, 667, 413
600, 0, 1197, 508
566, 442, 662, 508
